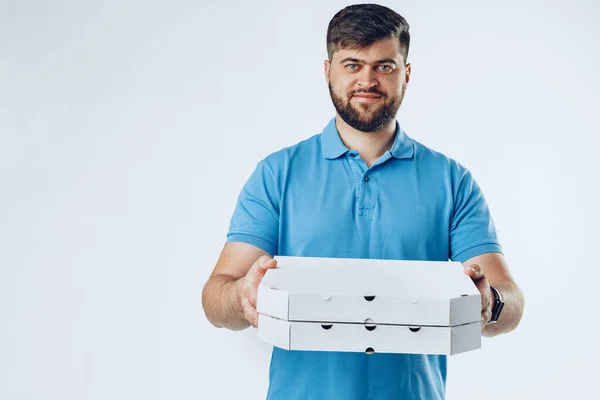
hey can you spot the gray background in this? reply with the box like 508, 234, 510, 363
1, 0, 599, 399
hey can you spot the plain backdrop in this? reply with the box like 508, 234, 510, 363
1, 0, 599, 399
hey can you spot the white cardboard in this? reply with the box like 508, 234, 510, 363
257, 314, 481, 356
257, 256, 481, 327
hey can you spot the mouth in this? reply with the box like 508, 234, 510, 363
352, 94, 382, 103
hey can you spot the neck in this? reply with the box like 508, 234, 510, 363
335, 114, 397, 166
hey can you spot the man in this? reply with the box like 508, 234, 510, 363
202, 4, 524, 400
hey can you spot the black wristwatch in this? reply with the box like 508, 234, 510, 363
488, 286, 504, 324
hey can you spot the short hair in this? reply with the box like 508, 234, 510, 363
326, 4, 410, 63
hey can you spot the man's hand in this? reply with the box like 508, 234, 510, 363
464, 264, 493, 327
238, 255, 278, 328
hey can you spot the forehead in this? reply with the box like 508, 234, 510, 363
333, 38, 403, 63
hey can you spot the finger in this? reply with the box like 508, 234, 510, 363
248, 285, 258, 307
248, 306, 259, 328
241, 296, 253, 315
246, 257, 270, 285
266, 257, 277, 269
241, 297, 258, 328
251, 257, 277, 286
464, 265, 489, 290
464, 264, 484, 280
256, 256, 277, 273
481, 309, 492, 327
245, 257, 269, 287
256, 255, 271, 268
473, 275, 489, 292
463, 265, 491, 312
248, 268, 270, 307
243, 269, 259, 289
474, 281, 491, 312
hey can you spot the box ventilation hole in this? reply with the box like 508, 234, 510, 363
364, 318, 376, 331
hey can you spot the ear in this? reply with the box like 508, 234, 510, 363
405, 63, 411, 83
324, 59, 331, 85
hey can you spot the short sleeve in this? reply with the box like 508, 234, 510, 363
449, 167, 502, 262
225, 160, 280, 256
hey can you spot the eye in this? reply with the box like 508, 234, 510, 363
346, 64, 359, 70
378, 65, 393, 72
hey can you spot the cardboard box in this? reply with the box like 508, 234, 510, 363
256, 256, 482, 355
257, 314, 481, 355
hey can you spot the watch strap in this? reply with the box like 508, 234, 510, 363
488, 285, 504, 324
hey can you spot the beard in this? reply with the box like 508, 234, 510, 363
328, 82, 405, 132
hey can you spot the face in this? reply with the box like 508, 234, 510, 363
324, 38, 411, 132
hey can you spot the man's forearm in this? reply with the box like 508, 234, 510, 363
482, 282, 524, 337
202, 274, 250, 331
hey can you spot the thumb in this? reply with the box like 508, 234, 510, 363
254, 257, 277, 280
257, 256, 277, 271
464, 264, 483, 280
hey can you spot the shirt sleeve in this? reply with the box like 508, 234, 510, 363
449, 166, 503, 262
225, 160, 280, 256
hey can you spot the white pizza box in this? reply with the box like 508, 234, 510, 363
257, 313, 481, 355
256, 256, 481, 327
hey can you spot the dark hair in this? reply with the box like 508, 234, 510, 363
326, 4, 410, 63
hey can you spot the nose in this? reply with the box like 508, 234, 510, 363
357, 67, 378, 90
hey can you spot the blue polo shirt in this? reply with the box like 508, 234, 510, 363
225, 117, 502, 400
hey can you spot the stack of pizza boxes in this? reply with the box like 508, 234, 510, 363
256, 256, 482, 355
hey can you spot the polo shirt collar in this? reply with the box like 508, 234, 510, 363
388, 121, 415, 159
321, 117, 414, 160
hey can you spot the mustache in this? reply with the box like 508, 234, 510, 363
350, 89, 386, 97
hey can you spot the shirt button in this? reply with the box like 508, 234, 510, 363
364, 176, 370, 182
349, 153, 356, 157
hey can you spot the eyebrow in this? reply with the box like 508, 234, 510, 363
338, 57, 398, 66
